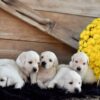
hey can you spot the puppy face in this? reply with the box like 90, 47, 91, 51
69, 52, 89, 74
16, 51, 40, 75
40, 51, 58, 69
66, 71, 82, 93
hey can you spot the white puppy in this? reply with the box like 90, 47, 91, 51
16, 51, 40, 84
69, 52, 96, 84
37, 51, 58, 89
46, 64, 82, 93
0, 59, 24, 88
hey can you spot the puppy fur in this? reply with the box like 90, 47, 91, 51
37, 51, 58, 89
69, 52, 96, 84
16, 51, 40, 84
0, 59, 24, 88
46, 64, 82, 93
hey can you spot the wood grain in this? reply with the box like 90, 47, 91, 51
0, 9, 59, 43
0, 9, 93, 49
21, 0, 100, 17
0, 39, 75, 63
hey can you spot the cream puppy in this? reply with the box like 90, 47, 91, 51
69, 52, 96, 84
16, 51, 40, 84
0, 59, 24, 88
37, 51, 58, 89
46, 64, 82, 93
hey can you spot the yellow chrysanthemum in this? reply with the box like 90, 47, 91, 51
78, 18, 100, 80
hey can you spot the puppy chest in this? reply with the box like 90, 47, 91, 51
37, 70, 56, 82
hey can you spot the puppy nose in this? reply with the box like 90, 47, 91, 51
77, 67, 81, 71
74, 88, 79, 93
33, 68, 37, 72
41, 61, 46, 67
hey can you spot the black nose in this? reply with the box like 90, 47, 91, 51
41, 61, 46, 67
33, 68, 37, 72
74, 88, 79, 93
77, 67, 81, 71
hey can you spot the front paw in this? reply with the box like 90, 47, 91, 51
31, 81, 36, 85
47, 82, 55, 89
44, 81, 50, 87
37, 81, 46, 89
15, 82, 24, 89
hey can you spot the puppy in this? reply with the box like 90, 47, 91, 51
37, 51, 58, 89
0, 59, 24, 88
69, 52, 96, 84
16, 51, 40, 84
46, 64, 82, 93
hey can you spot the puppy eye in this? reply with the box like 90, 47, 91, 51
83, 62, 86, 65
79, 82, 81, 84
75, 60, 78, 63
69, 82, 73, 85
41, 56, 43, 59
0, 79, 4, 82
49, 59, 52, 62
28, 61, 32, 64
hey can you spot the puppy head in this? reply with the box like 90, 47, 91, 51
40, 51, 58, 69
16, 51, 40, 75
69, 52, 89, 74
66, 70, 82, 93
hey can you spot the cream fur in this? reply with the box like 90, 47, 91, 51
45, 64, 82, 93
37, 51, 58, 89
0, 59, 24, 88
69, 52, 96, 84
16, 51, 40, 84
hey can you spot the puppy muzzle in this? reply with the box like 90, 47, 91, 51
32, 68, 38, 73
74, 88, 80, 93
41, 61, 46, 68
77, 67, 81, 72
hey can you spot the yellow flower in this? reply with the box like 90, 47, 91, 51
78, 18, 100, 80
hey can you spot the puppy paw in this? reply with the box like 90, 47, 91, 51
37, 81, 45, 89
15, 81, 24, 89
44, 81, 50, 87
47, 83, 55, 88
31, 81, 36, 85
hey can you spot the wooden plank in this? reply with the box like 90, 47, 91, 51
20, 0, 100, 17
0, 0, 55, 32
41, 12, 93, 38
0, 39, 75, 63
0, 8, 92, 44
0, 0, 94, 49
0, 9, 59, 43
0, 8, 93, 48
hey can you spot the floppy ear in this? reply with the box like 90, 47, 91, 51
69, 54, 75, 67
70, 53, 75, 62
86, 55, 89, 65
69, 61, 73, 68
53, 56, 59, 67
16, 52, 26, 68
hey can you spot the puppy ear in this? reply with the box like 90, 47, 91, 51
69, 54, 75, 68
53, 56, 59, 67
69, 61, 73, 68
86, 55, 89, 65
71, 53, 75, 62
16, 52, 26, 67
